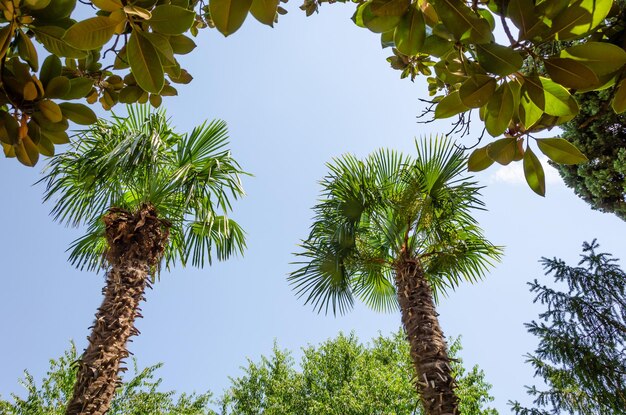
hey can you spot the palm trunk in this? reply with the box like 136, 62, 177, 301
394, 257, 458, 415
66, 205, 168, 415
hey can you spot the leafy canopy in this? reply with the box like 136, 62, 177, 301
511, 240, 626, 415
0, 342, 213, 415
1, 0, 623, 195
290, 136, 502, 315
0, 331, 498, 414
41, 104, 247, 273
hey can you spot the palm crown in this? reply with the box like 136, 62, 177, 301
290, 136, 502, 315
41, 105, 246, 273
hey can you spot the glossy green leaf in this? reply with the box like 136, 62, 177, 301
36, 135, 55, 157
560, 42, 626, 77
15, 136, 39, 167
536, 138, 588, 164
40, 55, 62, 87
63, 77, 94, 100
485, 82, 514, 137
250, 0, 278, 26
354, 1, 405, 33
370, 0, 410, 16
33, 26, 88, 59
63, 16, 118, 50
210, 0, 253, 36
394, 5, 425, 56
59, 103, 97, 125
434, 91, 469, 119
475, 43, 524, 76
421, 35, 453, 57
487, 136, 521, 165
45, 76, 71, 98
539, 77, 578, 117
30, 0, 76, 22
519, 90, 543, 130
149, 5, 196, 35
144, 32, 176, 67
119, 85, 144, 103
39, 100, 63, 123
169, 35, 196, 55
612, 79, 626, 114
467, 145, 495, 171
544, 57, 600, 89
552, 0, 612, 40
128, 30, 164, 94
523, 147, 545, 196
507, 0, 548, 40
459, 75, 497, 108
17, 31, 38, 71
433, 0, 493, 43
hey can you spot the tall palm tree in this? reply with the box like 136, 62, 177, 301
41, 105, 246, 415
289, 137, 502, 415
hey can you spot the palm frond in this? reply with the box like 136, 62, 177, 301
67, 221, 107, 272
289, 239, 355, 316
41, 104, 247, 274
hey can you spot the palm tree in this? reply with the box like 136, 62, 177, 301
289, 137, 502, 415
41, 105, 247, 415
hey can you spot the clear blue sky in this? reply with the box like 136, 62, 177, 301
1, 3, 624, 412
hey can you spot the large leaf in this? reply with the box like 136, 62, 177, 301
393, 5, 425, 56
524, 76, 577, 117
353, 1, 406, 33
518, 90, 543, 130
459, 75, 497, 108
485, 82, 514, 137
63, 16, 118, 50
467, 145, 494, 171
127, 30, 164, 93
487, 136, 523, 165
17, 31, 38, 72
210, 0, 253, 36
536, 138, 588, 164
432, 0, 493, 43
544, 57, 600, 90
250, 0, 279, 26
475, 43, 524, 76
507, 0, 547, 40
560, 42, 626, 77
33, 26, 88, 59
149, 5, 195, 35
14, 136, 39, 167
169, 35, 196, 54
552, 0, 612, 40
523, 147, 545, 196
434, 91, 468, 119
59, 103, 97, 125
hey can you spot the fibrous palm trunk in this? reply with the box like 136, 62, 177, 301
394, 256, 458, 415
66, 205, 168, 415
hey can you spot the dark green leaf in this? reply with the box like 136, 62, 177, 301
536, 138, 588, 164
210, 0, 253, 36
523, 146, 545, 196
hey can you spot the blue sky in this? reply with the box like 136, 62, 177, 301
1, 3, 625, 412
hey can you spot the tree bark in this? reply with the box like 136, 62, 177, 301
66, 205, 168, 415
394, 257, 458, 415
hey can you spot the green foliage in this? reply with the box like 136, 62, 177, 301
306, 0, 625, 194
219, 330, 499, 415
289, 136, 502, 315
554, 88, 626, 221
0, 343, 213, 415
0, 333, 497, 415
511, 240, 626, 415
40, 104, 247, 272
0, 0, 287, 165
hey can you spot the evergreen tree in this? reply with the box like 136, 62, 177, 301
556, 89, 626, 221
511, 240, 626, 415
